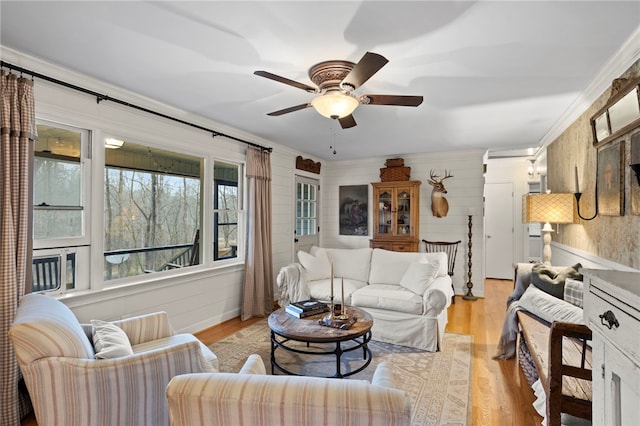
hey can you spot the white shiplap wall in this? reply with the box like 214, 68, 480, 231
322, 151, 486, 297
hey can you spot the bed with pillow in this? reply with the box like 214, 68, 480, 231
276, 247, 454, 351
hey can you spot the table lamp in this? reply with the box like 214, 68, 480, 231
522, 192, 576, 265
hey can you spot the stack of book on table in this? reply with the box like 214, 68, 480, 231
285, 300, 329, 318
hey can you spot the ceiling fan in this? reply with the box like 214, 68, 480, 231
254, 52, 423, 129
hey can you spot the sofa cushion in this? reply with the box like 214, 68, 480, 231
351, 285, 423, 315
399, 261, 440, 295
297, 249, 331, 281
91, 319, 134, 359
369, 249, 448, 284
308, 278, 368, 304
325, 247, 373, 283
519, 285, 584, 325
132, 334, 219, 371
530, 263, 582, 300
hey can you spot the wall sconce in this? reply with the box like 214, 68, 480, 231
522, 191, 576, 265
574, 165, 598, 220
527, 159, 539, 178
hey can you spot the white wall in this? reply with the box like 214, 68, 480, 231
322, 151, 486, 297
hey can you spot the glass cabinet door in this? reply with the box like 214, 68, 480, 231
378, 190, 392, 235
396, 190, 411, 235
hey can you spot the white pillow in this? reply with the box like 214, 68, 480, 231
399, 261, 439, 295
91, 319, 134, 359
518, 285, 584, 325
297, 250, 331, 281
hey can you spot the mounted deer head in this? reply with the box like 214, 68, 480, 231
428, 170, 453, 218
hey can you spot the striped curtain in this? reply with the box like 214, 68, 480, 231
0, 71, 36, 426
241, 147, 273, 320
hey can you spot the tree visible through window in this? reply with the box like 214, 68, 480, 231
104, 141, 202, 279
214, 161, 241, 260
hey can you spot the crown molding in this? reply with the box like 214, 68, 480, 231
539, 25, 640, 147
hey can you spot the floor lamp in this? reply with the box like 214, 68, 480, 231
522, 192, 576, 265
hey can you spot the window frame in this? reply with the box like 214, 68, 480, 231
33, 119, 91, 250
212, 161, 245, 263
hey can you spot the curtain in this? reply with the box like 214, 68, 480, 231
0, 71, 36, 426
241, 147, 273, 320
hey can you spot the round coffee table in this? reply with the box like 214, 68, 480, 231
268, 305, 373, 378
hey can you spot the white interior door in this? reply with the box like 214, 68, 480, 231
294, 175, 319, 256
484, 182, 514, 279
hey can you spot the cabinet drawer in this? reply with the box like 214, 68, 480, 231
585, 284, 640, 366
391, 242, 417, 252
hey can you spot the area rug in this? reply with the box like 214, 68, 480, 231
209, 319, 473, 426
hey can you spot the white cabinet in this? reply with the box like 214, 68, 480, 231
583, 269, 640, 426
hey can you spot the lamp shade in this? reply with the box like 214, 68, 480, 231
522, 193, 576, 224
311, 90, 359, 119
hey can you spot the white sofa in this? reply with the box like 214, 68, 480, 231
276, 247, 454, 351
167, 354, 411, 426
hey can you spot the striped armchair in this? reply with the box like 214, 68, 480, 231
167, 356, 412, 426
9, 293, 218, 426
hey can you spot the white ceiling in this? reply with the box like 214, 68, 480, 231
1, 1, 639, 160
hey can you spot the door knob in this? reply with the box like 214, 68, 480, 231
294, 238, 299, 243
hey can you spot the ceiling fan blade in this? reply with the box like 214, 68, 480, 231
361, 94, 423, 107
342, 52, 388, 89
254, 71, 317, 93
338, 114, 357, 129
266, 103, 312, 116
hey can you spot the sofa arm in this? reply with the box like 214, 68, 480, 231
167, 372, 411, 426
22, 339, 216, 426
423, 276, 453, 316
111, 311, 175, 345
238, 354, 267, 375
276, 263, 310, 306
371, 361, 396, 388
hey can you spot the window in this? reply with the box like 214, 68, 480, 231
33, 121, 90, 293
213, 161, 242, 261
296, 180, 317, 237
33, 122, 87, 242
104, 140, 202, 280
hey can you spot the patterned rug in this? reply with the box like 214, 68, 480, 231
209, 319, 473, 426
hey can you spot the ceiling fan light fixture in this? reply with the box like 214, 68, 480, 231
311, 90, 359, 119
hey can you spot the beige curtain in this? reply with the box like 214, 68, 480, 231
241, 147, 273, 320
0, 71, 36, 426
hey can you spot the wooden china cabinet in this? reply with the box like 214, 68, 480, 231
370, 180, 421, 252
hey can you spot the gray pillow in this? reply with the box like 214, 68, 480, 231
530, 263, 582, 300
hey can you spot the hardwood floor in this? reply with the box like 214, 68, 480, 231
22, 278, 542, 426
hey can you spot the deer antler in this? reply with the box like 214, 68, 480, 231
429, 169, 454, 183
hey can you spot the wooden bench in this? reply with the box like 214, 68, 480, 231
517, 310, 592, 426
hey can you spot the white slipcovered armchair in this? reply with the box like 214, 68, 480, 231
167, 355, 411, 426
9, 293, 218, 426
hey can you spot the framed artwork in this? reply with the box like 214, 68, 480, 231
597, 142, 624, 216
339, 185, 368, 236
631, 132, 640, 215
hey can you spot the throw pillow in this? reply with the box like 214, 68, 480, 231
91, 319, 134, 359
530, 263, 582, 300
518, 285, 584, 325
563, 278, 584, 308
399, 261, 439, 295
297, 250, 331, 281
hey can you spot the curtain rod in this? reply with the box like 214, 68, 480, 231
0, 60, 272, 152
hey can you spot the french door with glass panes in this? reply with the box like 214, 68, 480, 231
294, 176, 319, 255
